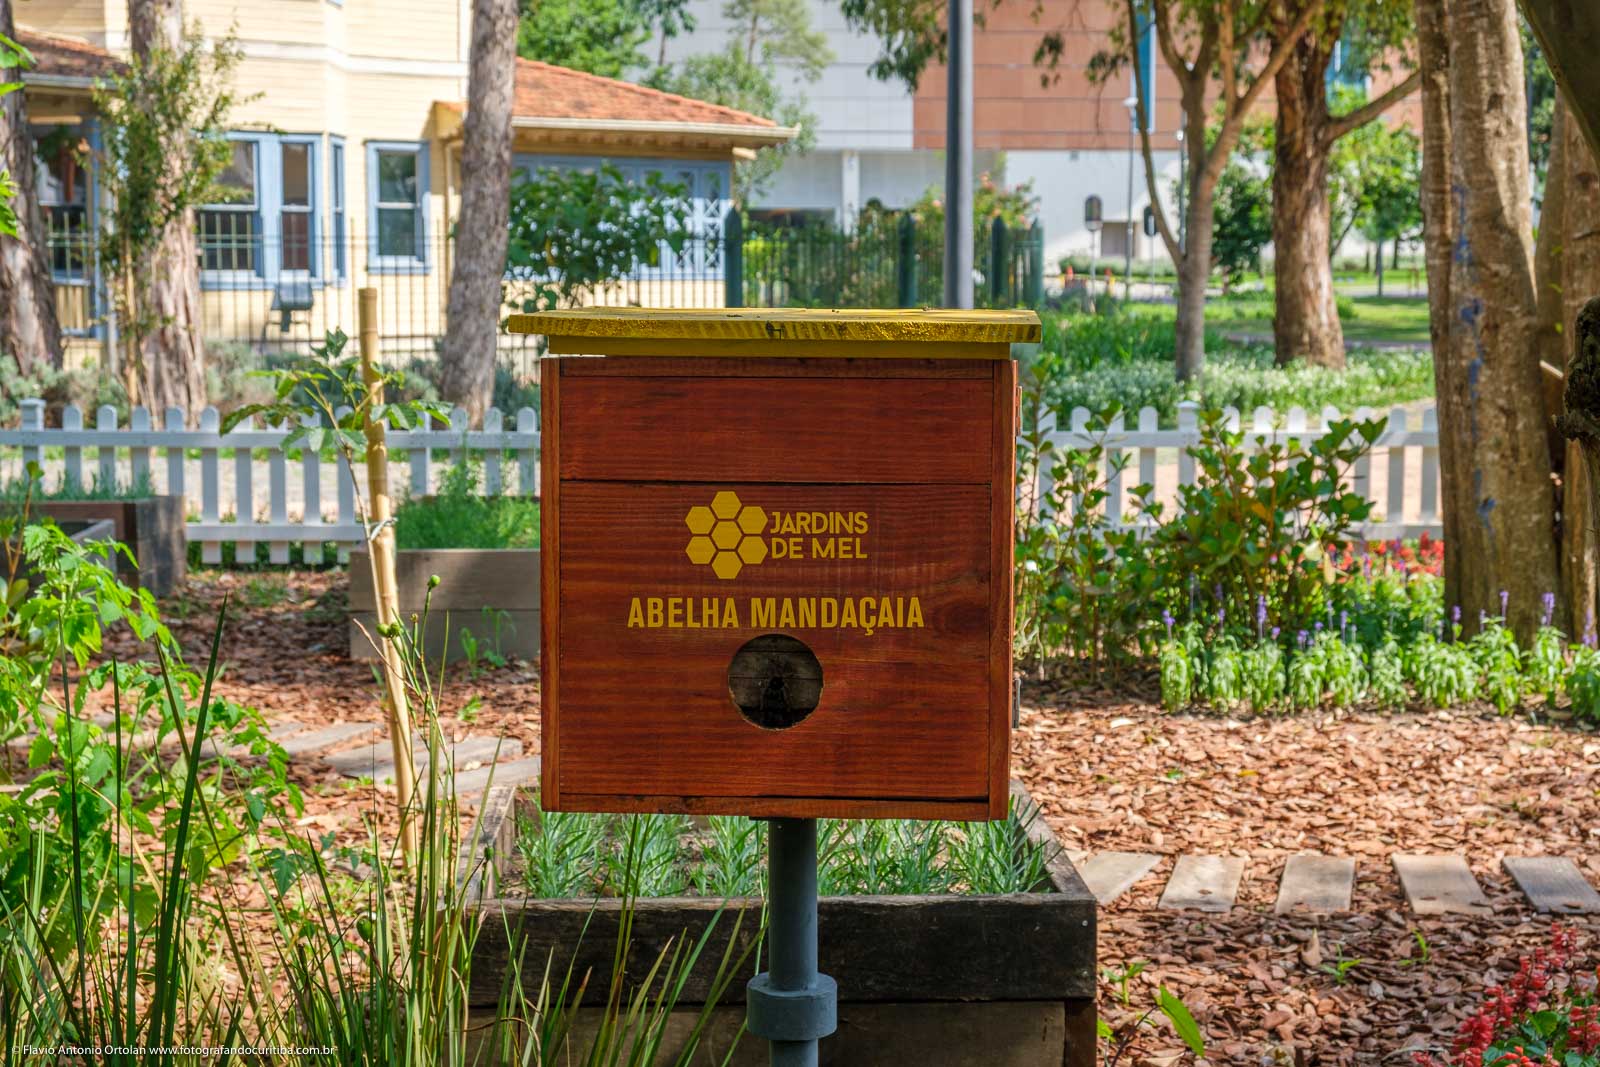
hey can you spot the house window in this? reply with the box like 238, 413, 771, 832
329, 137, 347, 279
368, 142, 428, 270
281, 140, 314, 272
34, 131, 90, 281
199, 140, 260, 273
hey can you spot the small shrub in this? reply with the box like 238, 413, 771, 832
393, 459, 539, 550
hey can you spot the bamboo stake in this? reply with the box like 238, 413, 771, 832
359, 287, 418, 859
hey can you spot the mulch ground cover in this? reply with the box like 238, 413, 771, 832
112, 569, 1600, 1065
1017, 678, 1600, 1065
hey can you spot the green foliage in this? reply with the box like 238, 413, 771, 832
1566, 644, 1600, 722
1153, 412, 1383, 640
503, 163, 690, 316
516, 0, 652, 77
1327, 87, 1423, 252
0, 31, 29, 238
1, 471, 155, 502
644, 0, 833, 198
1210, 151, 1272, 288
515, 794, 1058, 898
910, 169, 1039, 232
1, 501, 297, 985
393, 460, 539, 550
946, 798, 1061, 894
91, 22, 247, 353
1040, 311, 1435, 422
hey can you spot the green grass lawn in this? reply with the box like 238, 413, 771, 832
1129, 294, 1433, 346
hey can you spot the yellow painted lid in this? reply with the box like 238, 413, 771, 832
507, 307, 1042, 352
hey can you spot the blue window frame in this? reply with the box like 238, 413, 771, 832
330, 136, 347, 281
198, 131, 322, 288
367, 141, 430, 273
511, 154, 730, 279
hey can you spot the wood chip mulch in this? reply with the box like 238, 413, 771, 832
1016, 680, 1600, 1065
107, 575, 1600, 1064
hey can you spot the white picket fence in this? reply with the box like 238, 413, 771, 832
1, 396, 1443, 563
1028, 400, 1442, 540
0, 397, 538, 564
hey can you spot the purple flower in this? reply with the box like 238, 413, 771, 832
1162, 609, 1174, 636
1217, 607, 1226, 626
1271, 626, 1281, 640
1451, 605, 1461, 626
1256, 594, 1268, 636
1340, 610, 1349, 637
1499, 589, 1509, 618
1314, 621, 1324, 633
1297, 630, 1308, 649
1541, 592, 1555, 627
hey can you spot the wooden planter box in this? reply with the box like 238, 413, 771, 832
464, 783, 1096, 1066
32, 497, 185, 596
348, 548, 538, 663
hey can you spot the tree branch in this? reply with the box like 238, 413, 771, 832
1201, 0, 1324, 187
1148, 0, 1195, 94
1218, 0, 1237, 110
1323, 69, 1421, 145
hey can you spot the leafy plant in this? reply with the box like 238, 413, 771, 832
1097, 980, 1207, 1065
948, 797, 1061, 895
393, 458, 538, 550
503, 163, 690, 318
696, 816, 764, 899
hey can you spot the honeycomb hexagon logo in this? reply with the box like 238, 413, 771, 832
685, 491, 767, 579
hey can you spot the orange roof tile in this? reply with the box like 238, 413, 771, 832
498, 58, 780, 129
14, 28, 121, 85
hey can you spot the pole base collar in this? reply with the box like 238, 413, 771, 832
745, 972, 838, 1042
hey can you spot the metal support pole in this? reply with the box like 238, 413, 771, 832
746, 818, 836, 1066
944, 0, 974, 309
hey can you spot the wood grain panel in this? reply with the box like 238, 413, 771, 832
560, 356, 992, 378
557, 370, 993, 484
555, 483, 992, 804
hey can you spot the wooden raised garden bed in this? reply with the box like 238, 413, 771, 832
31, 497, 185, 596
347, 548, 538, 663
464, 781, 1097, 1066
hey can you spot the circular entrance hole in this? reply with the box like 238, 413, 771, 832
727, 634, 823, 730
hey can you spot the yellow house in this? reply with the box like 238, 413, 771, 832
16, 1, 794, 368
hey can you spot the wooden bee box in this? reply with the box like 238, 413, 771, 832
510, 308, 1039, 820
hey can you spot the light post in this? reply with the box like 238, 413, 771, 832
944, 0, 974, 309
1123, 94, 1136, 302
1175, 123, 1186, 257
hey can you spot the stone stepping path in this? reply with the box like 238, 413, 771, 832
323, 734, 522, 783
1392, 854, 1494, 916
1068, 849, 1600, 918
1068, 851, 1163, 905
1502, 856, 1600, 914
1158, 854, 1246, 913
1275, 854, 1355, 914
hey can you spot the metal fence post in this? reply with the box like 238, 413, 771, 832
896, 214, 917, 308
724, 207, 744, 309
990, 217, 1008, 306
1026, 220, 1044, 307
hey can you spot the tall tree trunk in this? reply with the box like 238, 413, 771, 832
1173, 137, 1215, 382
1560, 105, 1600, 640
1535, 93, 1568, 448
438, 0, 517, 424
1422, 0, 1559, 640
129, 0, 206, 416
0, 0, 64, 378
1271, 37, 1345, 369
